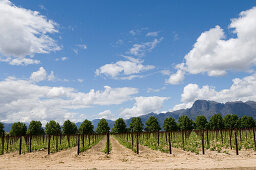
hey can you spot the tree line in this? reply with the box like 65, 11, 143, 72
0, 113, 255, 137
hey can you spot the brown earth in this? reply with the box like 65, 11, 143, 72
0, 136, 255, 169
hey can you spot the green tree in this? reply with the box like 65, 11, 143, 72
45, 120, 61, 135
224, 114, 239, 129
9, 122, 27, 136
247, 117, 255, 128
129, 117, 143, 132
240, 116, 255, 128
112, 118, 127, 133
178, 115, 194, 130
0, 122, 4, 135
163, 117, 178, 131
79, 119, 94, 134
27, 121, 44, 135
145, 116, 161, 132
62, 120, 77, 135
96, 119, 110, 134
195, 115, 208, 130
209, 113, 224, 130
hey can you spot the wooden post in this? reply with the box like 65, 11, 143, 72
235, 130, 239, 155
182, 131, 184, 150
89, 134, 90, 145
253, 128, 256, 150
19, 136, 22, 155
126, 133, 128, 142
77, 134, 80, 155
229, 130, 232, 150
136, 132, 139, 154
48, 135, 51, 155
168, 132, 172, 154
2, 132, 4, 155
6, 135, 9, 152
206, 129, 209, 147
56, 135, 58, 151
60, 134, 62, 145
107, 131, 110, 154
29, 135, 32, 152
82, 134, 84, 148
201, 130, 205, 155
157, 131, 160, 146
131, 132, 134, 149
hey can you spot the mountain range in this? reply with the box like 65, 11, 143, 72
3, 100, 256, 132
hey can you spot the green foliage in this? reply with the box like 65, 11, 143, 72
178, 115, 194, 130
209, 113, 224, 130
224, 114, 239, 129
112, 118, 127, 133
96, 119, 110, 134
145, 116, 161, 132
0, 122, 4, 134
62, 120, 77, 135
79, 119, 94, 134
45, 120, 61, 135
240, 116, 255, 128
163, 117, 178, 131
9, 122, 27, 136
195, 115, 208, 130
129, 117, 143, 132
27, 121, 44, 135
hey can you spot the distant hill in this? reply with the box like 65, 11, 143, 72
3, 100, 256, 132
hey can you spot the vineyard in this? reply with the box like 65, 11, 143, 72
114, 128, 256, 155
0, 114, 256, 169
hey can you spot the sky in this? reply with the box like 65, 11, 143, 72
0, 0, 256, 124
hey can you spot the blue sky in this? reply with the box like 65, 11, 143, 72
0, 0, 256, 124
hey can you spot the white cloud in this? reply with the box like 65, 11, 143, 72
129, 38, 163, 57
47, 71, 55, 81
56, 57, 68, 61
147, 86, 166, 93
120, 96, 168, 118
172, 73, 256, 110
77, 44, 87, 49
0, 76, 138, 123
165, 69, 185, 85
129, 30, 136, 36
160, 70, 170, 76
146, 32, 159, 37
77, 78, 84, 83
30, 67, 47, 82
98, 110, 114, 120
0, 0, 60, 65
30, 67, 55, 82
168, 7, 256, 84
95, 57, 155, 79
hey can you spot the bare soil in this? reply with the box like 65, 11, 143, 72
0, 136, 255, 169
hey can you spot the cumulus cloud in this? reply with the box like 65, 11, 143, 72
129, 38, 163, 57
95, 57, 155, 79
172, 73, 256, 110
120, 96, 168, 118
0, 77, 138, 123
146, 31, 159, 37
98, 110, 114, 120
30, 67, 47, 82
167, 7, 256, 84
0, 0, 60, 65
30, 67, 55, 82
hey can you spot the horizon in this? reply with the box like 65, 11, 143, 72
1, 0, 256, 124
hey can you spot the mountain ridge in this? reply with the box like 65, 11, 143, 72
3, 100, 256, 132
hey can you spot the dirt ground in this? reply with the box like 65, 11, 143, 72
0, 136, 256, 169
